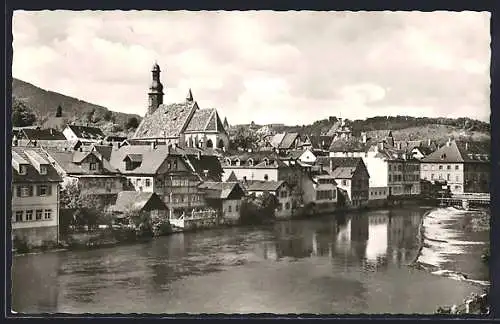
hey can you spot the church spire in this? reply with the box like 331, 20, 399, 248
148, 62, 164, 115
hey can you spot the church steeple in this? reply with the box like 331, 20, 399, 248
148, 62, 164, 115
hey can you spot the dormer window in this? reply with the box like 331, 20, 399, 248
40, 165, 47, 175
90, 162, 97, 171
248, 158, 254, 166
19, 165, 27, 175
440, 154, 447, 160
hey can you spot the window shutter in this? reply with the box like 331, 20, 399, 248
29, 185, 34, 196
16, 186, 21, 197
47, 184, 52, 196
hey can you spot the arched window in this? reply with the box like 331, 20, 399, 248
217, 139, 224, 149
206, 139, 214, 148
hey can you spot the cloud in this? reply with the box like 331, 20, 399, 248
12, 10, 491, 125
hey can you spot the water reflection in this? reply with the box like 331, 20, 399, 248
12, 207, 484, 314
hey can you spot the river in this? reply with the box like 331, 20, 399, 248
11, 206, 489, 314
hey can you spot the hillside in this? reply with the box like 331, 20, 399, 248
12, 78, 141, 136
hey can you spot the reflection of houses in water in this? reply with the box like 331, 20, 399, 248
365, 213, 389, 265
262, 242, 279, 261
386, 211, 421, 264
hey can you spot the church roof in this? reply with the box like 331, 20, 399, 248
132, 101, 197, 139
185, 108, 225, 133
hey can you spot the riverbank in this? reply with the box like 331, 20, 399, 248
409, 206, 490, 314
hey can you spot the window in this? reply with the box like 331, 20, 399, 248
19, 165, 27, 175
145, 179, 151, 187
38, 185, 49, 196
455, 165, 459, 170
277, 203, 283, 211
15, 211, 23, 222
447, 165, 451, 170
342, 180, 347, 186
439, 165, 443, 170
388, 165, 392, 171
90, 162, 97, 171
389, 175, 392, 182
36, 209, 43, 220
44, 209, 52, 219
431, 174, 435, 180
285, 202, 290, 210
447, 174, 451, 181
20, 185, 31, 197
235, 204, 239, 212
228, 205, 232, 212
40, 165, 47, 175
25, 210, 33, 221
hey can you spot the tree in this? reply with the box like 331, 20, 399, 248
60, 182, 104, 231
231, 127, 258, 151
56, 105, 63, 117
125, 117, 140, 130
103, 110, 113, 121
12, 97, 37, 127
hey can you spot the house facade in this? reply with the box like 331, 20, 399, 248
317, 157, 370, 208
11, 147, 63, 249
300, 168, 338, 214
131, 63, 229, 150
246, 181, 294, 219
197, 181, 246, 224
420, 140, 490, 194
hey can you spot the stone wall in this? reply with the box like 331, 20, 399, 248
13, 225, 58, 249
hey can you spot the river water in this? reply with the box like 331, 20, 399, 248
11, 206, 489, 314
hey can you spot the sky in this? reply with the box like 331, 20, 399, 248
12, 10, 491, 125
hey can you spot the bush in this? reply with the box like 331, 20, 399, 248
13, 236, 29, 254
125, 117, 140, 130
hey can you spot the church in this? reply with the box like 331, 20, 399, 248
131, 63, 229, 150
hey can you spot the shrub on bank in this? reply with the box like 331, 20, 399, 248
239, 192, 279, 225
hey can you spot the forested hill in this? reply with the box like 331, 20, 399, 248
12, 78, 141, 134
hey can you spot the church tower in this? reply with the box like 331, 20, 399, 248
147, 62, 164, 115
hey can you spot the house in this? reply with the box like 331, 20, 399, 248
221, 152, 296, 184
108, 191, 169, 221
169, 147, 224, 182
300, 166, 338, 214
62, 124, 106, 144
131, 64, 229, 150
108, 143, 207, 219
368, 187, 389, 207
12, 127, 67, 148
269, 132, 303, 153
325, 118, 353, 140
245, 180, 294, 219
197, 181, 246, 224
317, 157, 370, 208
43, 147, 124, 205
420, 139, 490, 194
11, 147, 63, 249
305, 135, 335, 153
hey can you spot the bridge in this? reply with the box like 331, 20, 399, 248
438, 193, 490, 209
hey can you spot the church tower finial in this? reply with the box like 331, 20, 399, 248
148, 62, 164, 115
186, 88, 193, 102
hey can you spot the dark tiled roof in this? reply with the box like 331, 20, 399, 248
22, 128, 66, 141
279, 132, 300, 149
109, 145, 171, 174
184, 154, 224, 182
246, 180, 286, 192
198, 181, 245, 199
111, 191, 167, 212
328, 138, 370, 152
66, 125, 106, 140
330, 167, 357, 179
308, 135, 334, 150
45, 148, 120, 175
11, 147, 63, 183
133, 101, 197, 139
421, 140, 490, 163
317, 156, 363, 168
185, 108, 216, 132
284, 150, 305, 160
92, 145, 113, 161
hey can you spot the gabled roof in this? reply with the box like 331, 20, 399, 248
246, 180, 287, 192
331, 167, 357, 179
283, 149, 305, 160
421, 140, 490, 163
109, 145, 172, 174
111, 191, 167, 213
185, 108, 226, 133
329, 138, 370, 152
92, 145, 113, 161
183, 154, 223, 181
66, 125, 106, 140
308, 135, 334, 150
45, 148, 120, 175
11, 147, 62, 183
316, 156, 367, 179
279, 132, 300, 149
133, 101, 197, 139
197, 181, 245, 199
226, 171, 238, 182
270, 133, 286, 148
22, 128, 66, 141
